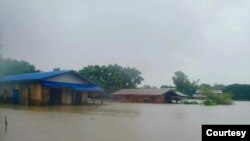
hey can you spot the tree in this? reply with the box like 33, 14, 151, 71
79, 64, 144, 93
160, 85, 175, 89
172, 71, 198, 96
224, 84, 250, 100
141, 84, 157, 89
212, 83, 226, 90
200, 87, 233, 105
199, 83, 211, 89
0, 58, 39, 76
53, 68, 61, 71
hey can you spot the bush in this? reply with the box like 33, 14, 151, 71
203, 99, 216, 106
215, 93, 233, 105
202, 89, 233, 105
182, 100, 198, 105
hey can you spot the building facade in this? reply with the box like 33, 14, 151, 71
192, 89, 222, 99
0, 70, 102, 105
112, 88, 187, 103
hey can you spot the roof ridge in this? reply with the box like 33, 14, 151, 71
0, 70, 72, 82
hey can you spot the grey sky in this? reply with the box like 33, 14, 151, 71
0, 0, 250, 87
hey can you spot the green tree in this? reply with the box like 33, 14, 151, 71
53, 68, 61, 71
199, 83, 211, 89
160, 85, 175, 89
212, 83, 226, 90
0, 58, 39, 76
141, 84, 157, 89
201, 87, 233, 105
172, 71, 198, 96
224, 84, 250, 100
79, 64, 144, 93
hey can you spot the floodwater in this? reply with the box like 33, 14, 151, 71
0, 102, 250, 141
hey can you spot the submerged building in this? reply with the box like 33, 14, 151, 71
112, 88, 187, 103
192, 89, 222, 99
0, 70, 102, 105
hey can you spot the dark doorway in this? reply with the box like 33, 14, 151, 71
165, 91, 176, 103
72, 91, 82, 105
49, 88, 62, 105
165, 91, 182, 103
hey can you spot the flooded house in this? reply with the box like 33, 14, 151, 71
112, 88, 187, 103
192, 89, 222, 99
0, 70, 102, 105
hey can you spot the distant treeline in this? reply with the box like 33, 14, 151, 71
1, 55, 250, 100
224, 84, 250, 100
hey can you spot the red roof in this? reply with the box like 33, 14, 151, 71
112, 88, 174, 96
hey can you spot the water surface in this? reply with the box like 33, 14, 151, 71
0, 102, 250, 141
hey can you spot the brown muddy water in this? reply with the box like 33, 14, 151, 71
0, 101, 250, 141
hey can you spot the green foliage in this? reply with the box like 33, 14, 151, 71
200, 88, 233, 105
79, 64, 144, 94
172, 71, 198, 96
160, 85, 175, 89
0, 58, 39, 76
199, 83, 211, 89
224, 84, 250, 100
53, 68, 61, 71
142, 84, 157, 89
182, 100, 198, 105
203, 99, 216, 106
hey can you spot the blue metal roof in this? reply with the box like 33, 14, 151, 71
0, 70, 103, 91
41, 81, 102, 91
0, 70, 71, 82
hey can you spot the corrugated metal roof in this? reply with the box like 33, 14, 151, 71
192, 94, 206, 98
112, 88, 173, 96
0, 70, 71, 82
175, 91, 188, 97
0, 70, 103, 92
196, 90, 222, 94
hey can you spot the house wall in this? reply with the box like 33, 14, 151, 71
61, 88, 73, 105
114, 95, 164, 103
0, 84, 19, 103
0, 82, 97, 106
0, 82, 42, 105
29, 83, 42, 105
46, 73, 87, 84
19, 85, 29, 105
81, 91, 88, 104
41, 87, 50, 105
153, 96, 164, 103
45, 88, 89, 105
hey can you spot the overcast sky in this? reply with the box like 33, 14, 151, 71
0, 0, 250, 87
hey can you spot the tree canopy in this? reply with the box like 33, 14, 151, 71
0, 58, 39, 76
141, 84, 157, 89
200, 87, 233, 105
224, 84, 250, 100
199, 83, 211, 89
79, 64, 144, 93
172, 71, 198, 96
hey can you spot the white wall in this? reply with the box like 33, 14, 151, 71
46, 73, 88, 84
